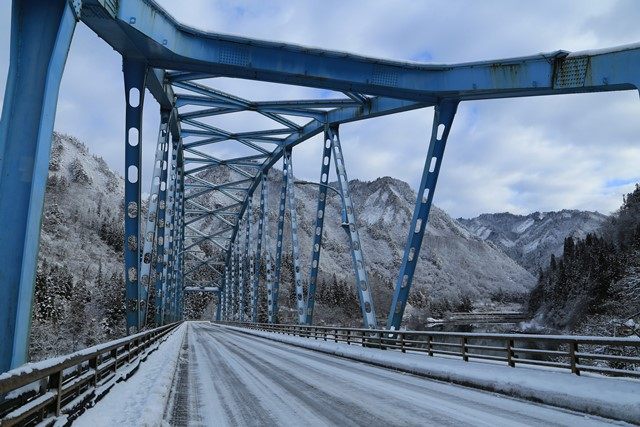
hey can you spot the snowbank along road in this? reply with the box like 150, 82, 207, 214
160, 322, 623, 426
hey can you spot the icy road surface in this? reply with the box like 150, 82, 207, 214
163, 322, 621, 426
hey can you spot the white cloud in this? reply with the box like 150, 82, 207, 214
2, 1, 640, 217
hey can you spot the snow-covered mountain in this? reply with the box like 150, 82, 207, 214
195, 167, 536, 322
457, 210, 608, 273
32, 132, 126, 360
34, 134, 535, 347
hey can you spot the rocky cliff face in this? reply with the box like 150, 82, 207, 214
458, 210, 607, 273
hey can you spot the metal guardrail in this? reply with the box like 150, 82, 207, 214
0, 322, 182, 426
224, 322, 640, 378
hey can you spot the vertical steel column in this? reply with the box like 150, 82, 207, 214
123, 58, 147, 334
154, 133, 171, 326
140, 111, 170, 327
330, 125, 377, 329
237, 219, 245, 320
0, 0, 77, 371
240, 199, 251, 321
175, 163, 185, 320
163, 138, 179, 323
285, 151, 305, 324
215, 290, 222, 321
220, 273, 226, 320
252, 174, 267, 322
305, 130, 333, 325
387, 100, 458, 330
231, 239, 238, 319
224, 265, 231, 319
269, 154, 290, 323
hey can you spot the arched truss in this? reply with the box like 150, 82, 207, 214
2, 0, 640, 372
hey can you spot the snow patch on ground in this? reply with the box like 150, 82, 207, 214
225, 326, 640, 424
75, 324, 186, 427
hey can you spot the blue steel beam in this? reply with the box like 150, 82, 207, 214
83, 0, 640, 102
176, 164, 186, 320
154, 133, 171, 326
285, 151, 306, 324
305, 128, 334, 325
123, 57, 147, 333
241, 200, 252, 322
330, 126, 377, 329
252, 175, 267, 322
387, 100, 458, 330
0, 0, 77, 372
269, 155, 290, 323
163, 137, 180, 323
140, 110, 170, 326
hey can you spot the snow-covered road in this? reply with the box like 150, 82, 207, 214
165, 322, 621, 426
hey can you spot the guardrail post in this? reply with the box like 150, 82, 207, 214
346, 330, 351, 345
400, 333, 405, 353
48, 370, 62, 416
461, 337, 468, 362
111, 348, 118, 372
89, 356, 99, 386
427, 335, 433, 357
507, 339, 515, 367
570, 342, 580, 375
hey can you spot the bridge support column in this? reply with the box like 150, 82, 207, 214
140, 111, 170, 327
305, 127, 334, 325
269, 153, 290, 323
215, 290, 222, 321
387, 100, 458, 330
285, 151, 305, 324
163, 138, 180, 323
240, 200, 251, 322
123, 58, 147, 333
0, 0, 77, 371
231, 238, 238, 319
252, 174, 267, 322
154, 132, 171, 326
330, 125, 378, 329
175, 163, 185, 320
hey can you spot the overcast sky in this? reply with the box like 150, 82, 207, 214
2, 1, 640, 218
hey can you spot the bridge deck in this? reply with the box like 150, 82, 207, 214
159, 323, 614, 426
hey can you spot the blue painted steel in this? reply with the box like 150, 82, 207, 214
175, 163, 185, 320
330, 126, 377, 329
154, 132, 171, 326
230, 239, 237, 319
240, 199, 252, 321
387, 100, 458, 330
227, 261, 233, 320
140, 111, 170, 326
216, 290, 222, 321
285, 151, 305, 324
123, 58, 147, 334
0, 0, 77, 372
305, 128, 334, 325
269, 155, 290, 323
252, 175, 267, 322
85, 0, 640, 104
163, 138, 180, 322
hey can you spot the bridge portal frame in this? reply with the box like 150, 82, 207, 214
3, 0, 640, 372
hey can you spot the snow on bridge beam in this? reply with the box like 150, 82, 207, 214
82, 0, 640, 102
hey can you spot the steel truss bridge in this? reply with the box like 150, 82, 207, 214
1, 0, 640, 375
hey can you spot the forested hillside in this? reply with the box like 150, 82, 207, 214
528, 186, 640, 335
